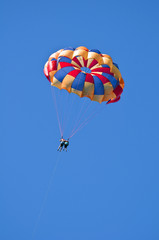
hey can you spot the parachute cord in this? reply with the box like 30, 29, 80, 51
51, 87, 63, 137
61, 91, 70, 136
57, 88, 67, 135
69, 99, 92, 139
70, 110, 99, 138
70, 104, 105, 138
31, 153, 61, 240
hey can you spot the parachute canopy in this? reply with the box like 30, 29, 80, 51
44, 46, 124, 103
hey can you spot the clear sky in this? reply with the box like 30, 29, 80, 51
1, 0, 159, 239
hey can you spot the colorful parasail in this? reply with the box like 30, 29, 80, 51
44, 46, 124, 104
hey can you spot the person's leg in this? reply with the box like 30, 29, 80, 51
59, 146, 62, 152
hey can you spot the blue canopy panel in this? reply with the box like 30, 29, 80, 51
71, 72, 86, 91
89, 49, 101, 54
57, 56, 72, 65
92, 75, 104, 95
102, 73, 119, 89
63, 47, 75, 51
54, 67, 75, 83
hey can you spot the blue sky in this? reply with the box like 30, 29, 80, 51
1, 0, 159, 239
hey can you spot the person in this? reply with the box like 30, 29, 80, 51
57, 138, 69, 152
63, 139, 69, 152
57, 138, 65, 152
